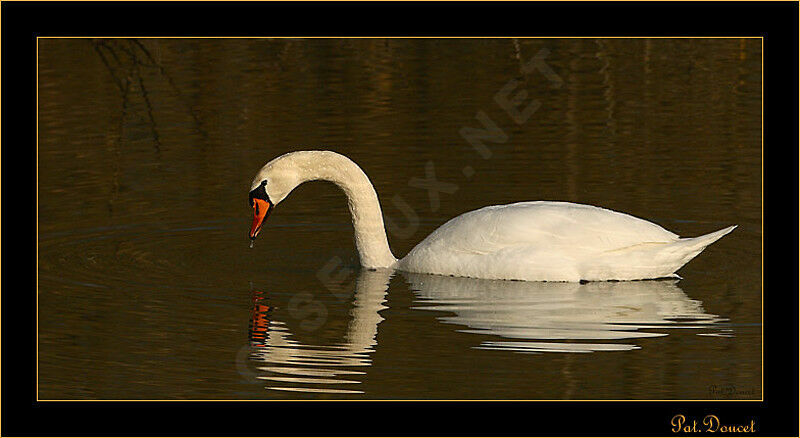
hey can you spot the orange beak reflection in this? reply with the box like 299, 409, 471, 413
250, 198, 272, 242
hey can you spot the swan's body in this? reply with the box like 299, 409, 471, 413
249, 150, 735, 282
402, 201, 735, 282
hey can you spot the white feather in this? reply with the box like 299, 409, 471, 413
400, 202, 735, 281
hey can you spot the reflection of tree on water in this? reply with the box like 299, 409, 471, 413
91, 38, 206, 151
246, 269, 392, 394
91, 38, 208, 217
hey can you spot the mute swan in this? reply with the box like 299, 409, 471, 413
248, 150, 735, 282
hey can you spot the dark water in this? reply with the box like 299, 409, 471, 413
38, 38, 762, 400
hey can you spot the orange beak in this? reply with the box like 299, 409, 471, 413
250, 198, 272, 241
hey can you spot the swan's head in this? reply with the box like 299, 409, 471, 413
248, 154, 304, 244
247, 179, 273, 243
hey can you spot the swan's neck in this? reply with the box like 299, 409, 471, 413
274, 151, 397, 268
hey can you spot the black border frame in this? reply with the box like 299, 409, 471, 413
4, 1, 798, 436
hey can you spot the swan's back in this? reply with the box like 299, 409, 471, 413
407, 201, 678, 256
399, 201, 731, 282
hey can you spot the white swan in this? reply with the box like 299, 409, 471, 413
248, 150, 736, 282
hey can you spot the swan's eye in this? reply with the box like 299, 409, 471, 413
248, 180, 271, 207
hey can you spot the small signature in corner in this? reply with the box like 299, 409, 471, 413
707, 384, 759, 399
672, 414, 756, 433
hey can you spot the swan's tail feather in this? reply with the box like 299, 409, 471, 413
578, 225, 735, 281
679, 225, 737, 251
669, 225, 737, 270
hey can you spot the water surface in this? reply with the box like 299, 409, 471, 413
38, 38, 762, 400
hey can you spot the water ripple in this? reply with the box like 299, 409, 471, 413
405, 272, 730, 354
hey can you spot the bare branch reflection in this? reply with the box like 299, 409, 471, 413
91, 38, 207, 151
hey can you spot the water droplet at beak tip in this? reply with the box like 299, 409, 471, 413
249, 239, 255, 249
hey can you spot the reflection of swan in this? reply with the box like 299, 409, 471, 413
247, 269, 391, 394
248, 151, 735, 281
403, 272, 727, 353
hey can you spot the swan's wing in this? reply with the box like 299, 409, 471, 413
413, 201, 679, 256
400, 202, 682, 281
400, 202, 734, 281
